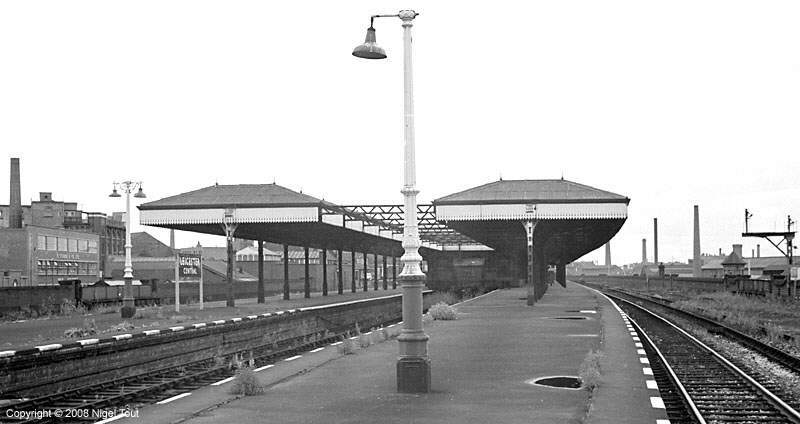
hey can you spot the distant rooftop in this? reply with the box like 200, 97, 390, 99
434, 179, 630, 205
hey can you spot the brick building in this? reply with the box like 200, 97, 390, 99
0, 225, 100, 286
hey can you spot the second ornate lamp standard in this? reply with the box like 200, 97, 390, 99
109, 181, 146, 318
353, 9, 430, 393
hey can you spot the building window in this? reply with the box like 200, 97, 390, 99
37, 235, 46, 250
68, 239, 78, 252
88, 240, 98, 254
79, 239, 88, 253
57, 237, 67, 252
46, 236, 57, 251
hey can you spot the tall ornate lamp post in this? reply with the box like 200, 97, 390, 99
109, 181, 146, 318
353, 9, 430, 393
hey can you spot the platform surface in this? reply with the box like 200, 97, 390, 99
117, 284, 669, 424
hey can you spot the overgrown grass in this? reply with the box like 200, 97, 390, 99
428, 302, 458, 320
63, 319, 97, 338
229, 368, 264, 396
673, 292, 800, 351
427, 291, 458, 306
578, 350, 603, 392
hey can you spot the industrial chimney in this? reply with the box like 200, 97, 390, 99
653, 218, 659, 264
605, 242, 611, 267
757, 244, 760, 258
693, 205, 701, 277
9, 158, 22, 228
642, 238, 647, 264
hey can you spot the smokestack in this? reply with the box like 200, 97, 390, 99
757, 244, 760, 258
170, 229, 175, 250
693, 205, 701, 277
642, 238, 647, 264
732, 244, 743, 257
752, 249, 755, 258
719, 248, 722, 256
653, 218, 659, 264
605, 242, 611, 267
9, 158, 22, 229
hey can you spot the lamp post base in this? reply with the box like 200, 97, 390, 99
397, 356, 431, 393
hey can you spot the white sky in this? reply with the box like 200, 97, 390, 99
1, 1, 798, 265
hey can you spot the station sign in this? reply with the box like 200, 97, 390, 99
178, 253, 202, 281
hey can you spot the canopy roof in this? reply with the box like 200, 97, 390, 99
435, 179, 629, 205
141, 183, 324, 210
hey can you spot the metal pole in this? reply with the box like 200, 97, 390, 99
383, 255, 388, 290
257, 240, 265, 303
174, 252, 180, 312
351, 250, 356, 293
304, 246, 310, 298
322, 248, 328, 296
338, 250, 344, 295
199, 250, 204, 310
395, 10, 429, 393
363, 252, 368, 291
283, 244, 290, 300
121, 188, 135, 318
374, 253, 379, 290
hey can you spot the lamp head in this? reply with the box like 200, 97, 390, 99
352, 27, 387, 59
134, 187, 146, 199
109, 188, 121, 198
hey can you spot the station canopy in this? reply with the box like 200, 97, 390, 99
139, 179, 628, 262
433, 179, 629, 264
138, 183, 481, 256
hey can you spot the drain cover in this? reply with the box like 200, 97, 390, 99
527, 376, 582, 389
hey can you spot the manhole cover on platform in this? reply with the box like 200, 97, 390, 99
526, 376, 582, 389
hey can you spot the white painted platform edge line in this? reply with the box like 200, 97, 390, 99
0, 351, 15, 357
156, 392, 191, 405
637, 349, 647, 355
231, 318, 242, 322
170, 326, 184, 332
247, 315, 258, 319
254, 364, 274, 372
635, 342, 643, 347
212, 320, 226, 325
95, 413, 127, 424
78, 339, 99, 346
193, 323, 207, 328
349, 336, 358, 340
364, 331, 372, 335
36, 344, 62, 351
261, 313, 271, 317
113, 334, 132, 340
656, 420, 671, 424
284, 355, 302, 362
143, 330, 160, 336
309, 347, 325, 353
643, 367, 653, 375
633, 337, 640, 341
330, 341, 343, 346
640, 357, 650, 364
211, 376, 236, 386
650, 397, 666, 409
578, 310, 597, 314
646, 380, 659, 390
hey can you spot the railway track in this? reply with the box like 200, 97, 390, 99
2, 319, 396, 424
607, 292, 800, 424
607, 288, 800, 375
